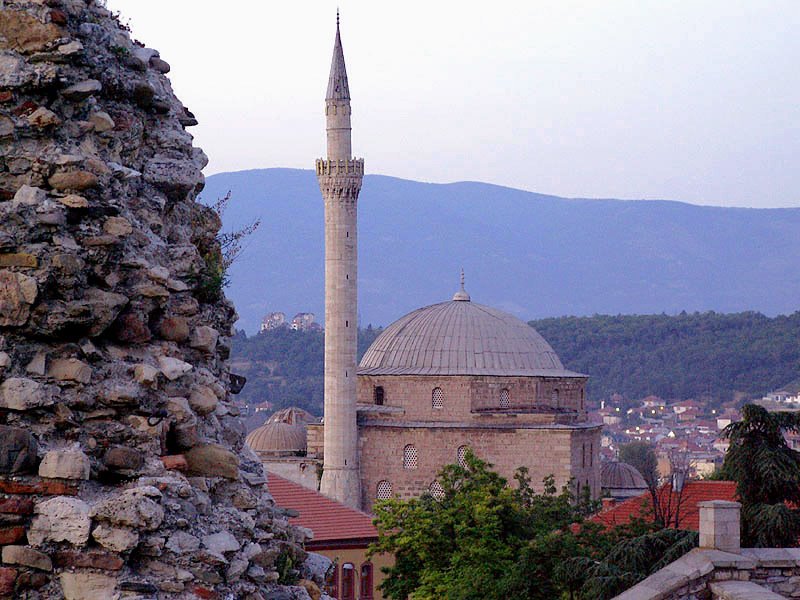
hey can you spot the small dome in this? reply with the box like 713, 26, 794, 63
359, 299, 581, 377
601, 461, 648, 490
266, 407, 316, 426
246, 422, 307, 454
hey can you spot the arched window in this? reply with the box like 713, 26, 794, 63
429, 480, 445, 500
341, 563, 355, 600
374, 386, 384, 406
403, 444, 418, 470
376, 480, 393, 500
360, 562, 374, 599
457, 445, 469, 468
499, 388, 510, 409
432, 387, 444, 409
325, 564, 339, 599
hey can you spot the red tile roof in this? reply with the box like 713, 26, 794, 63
591, 480, 738, 531
266, 473, 378, 546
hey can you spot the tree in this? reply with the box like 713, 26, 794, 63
619, 442, 658, 489
369, 451, 693, 600
720, 403, 800, 547
370, 452, 592, 600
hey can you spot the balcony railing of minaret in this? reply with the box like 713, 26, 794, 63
315, 158, 365, 176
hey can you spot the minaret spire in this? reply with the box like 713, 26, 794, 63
316, 13, 364, 509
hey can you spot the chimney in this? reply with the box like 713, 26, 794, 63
698, 500, 741, 553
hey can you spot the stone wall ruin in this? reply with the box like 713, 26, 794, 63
0, 1, 325, 598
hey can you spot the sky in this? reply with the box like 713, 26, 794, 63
106, 1, 799, 209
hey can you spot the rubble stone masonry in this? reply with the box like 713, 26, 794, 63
0, 1, 326, 598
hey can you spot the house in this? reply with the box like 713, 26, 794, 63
266, 473, 392, 600
592, 480, 737, 531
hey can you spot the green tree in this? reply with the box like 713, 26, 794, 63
370, 452, 591, 600
720, 403, 800, 547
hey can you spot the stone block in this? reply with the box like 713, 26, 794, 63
60, 79, 102, 101
0, 270, 38, 326
0, 253, 37, 267
90, 486, 164, 531
0, 11, 63, 53
189, 386, 218, 416
134, 363, 159, 386
59, 572, 117, 600
0, 526, 26, 545
29, 496, 91, 546
158, 316, 189, 342
189, 326, 219, 353
2, 545, 52, 571
185, 444, 240, 479
38, 449, 90, 480
47, 358, 92, 383
158, 355, 192, 380
91, 524, 139, 552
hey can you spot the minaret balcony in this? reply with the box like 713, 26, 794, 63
316, 158, 365, 177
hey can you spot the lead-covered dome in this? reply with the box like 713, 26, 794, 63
359, 296, 582, 377
246, 422, 307, 454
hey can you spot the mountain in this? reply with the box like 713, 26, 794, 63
200, 168, 800, 333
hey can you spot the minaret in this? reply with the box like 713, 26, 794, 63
316, 13, 363, 508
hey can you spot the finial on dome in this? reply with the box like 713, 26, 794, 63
452, 267, 471, 301
336, 8, 340, 28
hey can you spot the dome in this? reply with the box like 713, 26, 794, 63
266, 407, 316, 426
246, 422, 307, 454
601, 461, 648, 490
359, 297, 583, 377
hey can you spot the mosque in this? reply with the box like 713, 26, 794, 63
247, 17, 602, 512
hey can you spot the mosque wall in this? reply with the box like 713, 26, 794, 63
357, 375, 588, 422
357, 423, 597, 513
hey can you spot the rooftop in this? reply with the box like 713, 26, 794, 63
267, 473, 377, 546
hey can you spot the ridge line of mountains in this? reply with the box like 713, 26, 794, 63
201, 168, 800, 334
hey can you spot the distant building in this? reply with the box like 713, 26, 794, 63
290, 312, 317, 331
260, 312, 286, 332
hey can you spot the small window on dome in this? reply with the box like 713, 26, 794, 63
376, 480, 392, 500
374, 386, 384, 406
429, 480, 445, 500
457, 445, 469, 468
432, 387, 444, 409
500, 388, 510, 409
403, 444, 418, 470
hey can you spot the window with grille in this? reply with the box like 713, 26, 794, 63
360, 563, 374, 600
457, 445, 469, 468
432, 387, 444, 409
374, 386, 384, 406
403, 444, 418, 470
376, 480, 392, 500
551, 389, 559, 405
500, 388, 510, 409
341, 563, 355, 600
429, 480, 445, 500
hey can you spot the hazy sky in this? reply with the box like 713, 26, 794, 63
106, 1, 799, 208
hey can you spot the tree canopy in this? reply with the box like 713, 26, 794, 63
370, 451, 696, 600
720, 403, 800, 547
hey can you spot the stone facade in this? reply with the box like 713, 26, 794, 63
0, 1, 326, 598
354, 374, 600, 511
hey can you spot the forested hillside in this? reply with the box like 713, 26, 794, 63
532, 311, 800, 402
230, 312, 800, 416
231, 326, 382, 417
